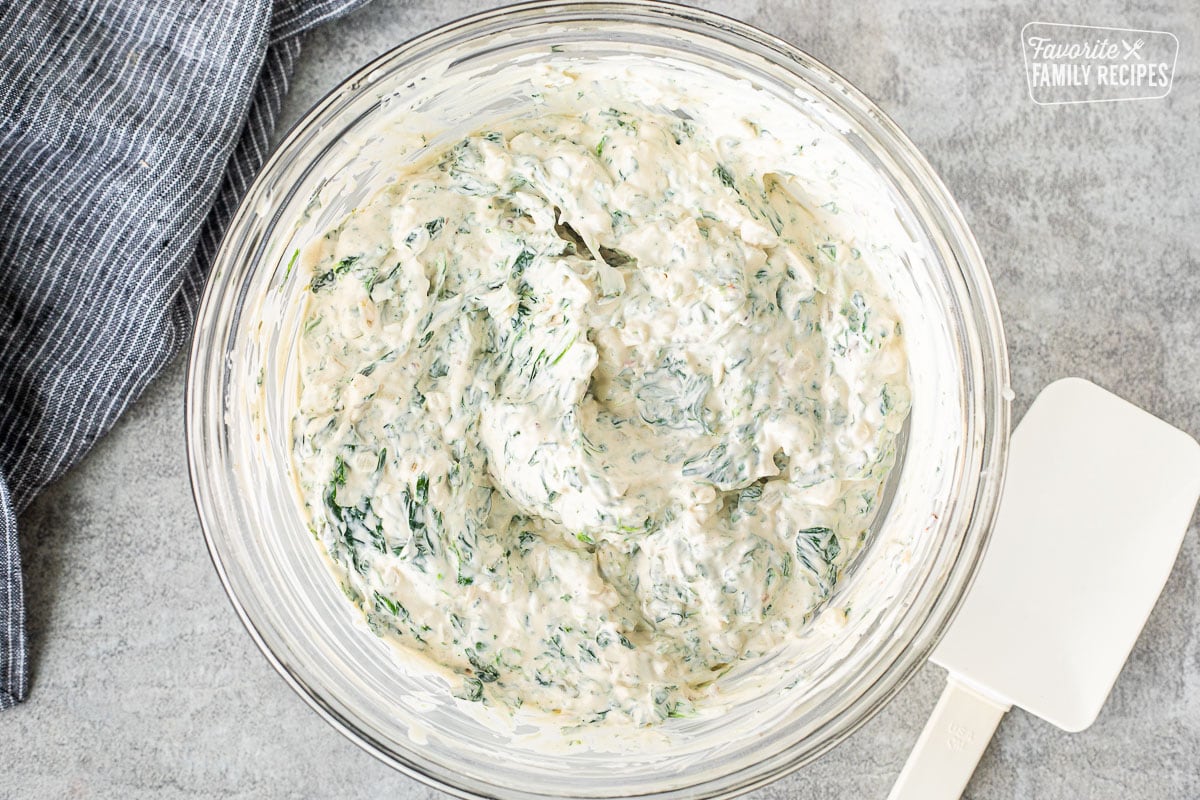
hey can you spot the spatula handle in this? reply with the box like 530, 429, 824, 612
887, 675, 1011, 800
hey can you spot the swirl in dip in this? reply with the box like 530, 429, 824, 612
289, 62, 911, 726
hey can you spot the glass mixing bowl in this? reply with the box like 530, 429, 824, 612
186, 2, 1010, 797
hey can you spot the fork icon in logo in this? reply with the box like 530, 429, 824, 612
1121, 38, 1145, 60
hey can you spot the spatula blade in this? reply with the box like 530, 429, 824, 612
932, 377, 1200, 732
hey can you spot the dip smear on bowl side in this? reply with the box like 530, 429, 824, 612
289, 60, 911, 727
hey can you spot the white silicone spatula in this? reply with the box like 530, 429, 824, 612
889, 377, 1200, 800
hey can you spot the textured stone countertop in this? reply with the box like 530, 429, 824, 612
5, 1, 1198, 798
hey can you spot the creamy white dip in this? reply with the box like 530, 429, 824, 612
288, 62, 911, 726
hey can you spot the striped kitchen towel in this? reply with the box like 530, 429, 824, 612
0, 0, 369, 709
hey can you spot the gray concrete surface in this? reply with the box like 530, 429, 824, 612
5, 0, 1199, 797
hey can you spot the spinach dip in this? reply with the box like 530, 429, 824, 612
289, 64, 911, 726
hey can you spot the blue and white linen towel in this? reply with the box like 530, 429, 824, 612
0, 0, 368, 709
